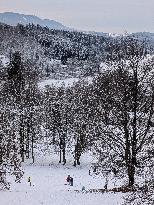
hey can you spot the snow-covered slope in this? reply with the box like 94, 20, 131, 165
0, 165, 125, 205
0, 153, 126, 205
0, 12, 69, 30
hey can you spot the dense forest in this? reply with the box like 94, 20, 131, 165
0, 23, 154, 204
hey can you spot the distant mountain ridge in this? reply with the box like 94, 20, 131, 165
0, 12, 69, 30
0, 12, 154, 45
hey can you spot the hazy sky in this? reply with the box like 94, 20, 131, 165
0, 0, 154, 33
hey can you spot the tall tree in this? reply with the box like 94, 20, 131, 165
93, 38, 154, 186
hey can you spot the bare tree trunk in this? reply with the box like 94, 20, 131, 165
59, 132, 62, 163
62, 132, 66, 165
26, 124, 30, 159
0, 146, 2, 165
62, 149, 66, 165
59, 149, 62, 163
31, 133, 34, 163
74, 138, 81, 166
128, 164, 135, 187
73, 144, 77, 166
20, 125, 24, 162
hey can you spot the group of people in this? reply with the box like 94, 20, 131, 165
66, 175, 73, 186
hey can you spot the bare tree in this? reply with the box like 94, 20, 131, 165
93, 38, 154, 186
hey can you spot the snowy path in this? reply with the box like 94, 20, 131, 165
0, 163, 125, 205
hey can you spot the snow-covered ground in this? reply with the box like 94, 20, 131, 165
0, 154, 126, 205
0, 55, 9, 67
38, 78, 80, 88
38, 76, 93, 88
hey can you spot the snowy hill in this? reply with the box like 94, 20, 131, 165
0, 153, 126, 205
0, 22, 108, 80
0, 165, 125, 205
0, 12, 69, 30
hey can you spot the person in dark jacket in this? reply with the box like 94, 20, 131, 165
70, 177, 73, 186
66, 175, 71, 185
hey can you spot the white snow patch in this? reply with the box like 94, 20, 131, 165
38, 76, 93, 89
38, 78, 79, 88
100, 62, 110, 73
0, 55, 9, 67
23, 17, 27, 21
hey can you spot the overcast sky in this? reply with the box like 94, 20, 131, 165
0, 0, 153, 33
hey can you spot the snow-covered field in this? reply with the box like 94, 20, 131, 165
0, 155, 126, 205
38, 78, 79, 88
38, 76, 93, 88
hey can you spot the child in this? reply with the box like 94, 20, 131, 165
70, 177, 73, 186
66, 175, 71, 185
28, 176, 32, 186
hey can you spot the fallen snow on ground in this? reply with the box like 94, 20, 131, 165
0, 55, 9, 67
0, 154, 126, 205
0, 165, 125, 205
38, 78, 79, 88
38, 77, 93, 88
